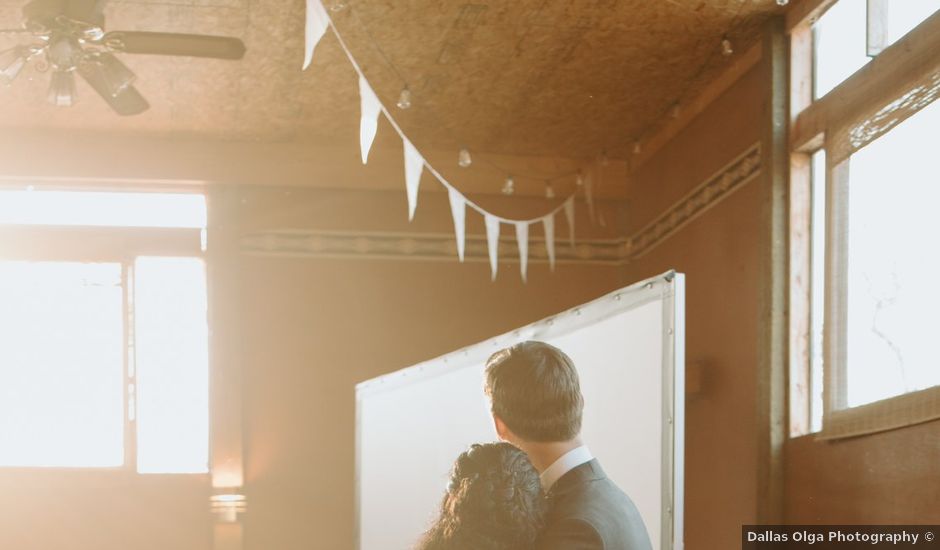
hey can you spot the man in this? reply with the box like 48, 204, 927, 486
484, 340, 652, 550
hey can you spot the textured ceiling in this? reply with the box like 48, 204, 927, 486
0, 0, 783, 160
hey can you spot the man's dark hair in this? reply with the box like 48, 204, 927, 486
484, 341, 584, 442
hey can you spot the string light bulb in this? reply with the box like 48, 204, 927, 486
670, 102, 681, 118
632, 141, 642, 155
545, 181, 555, 199
501, 175, 515, 196
776, 0, 789, 5
721, 38, 734, 56
458, 148, 472, 168
396, 87, 411, 109
575, 173, 584, 187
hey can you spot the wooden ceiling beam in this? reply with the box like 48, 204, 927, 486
785, 0, 839, 33
628, 41, 762, 175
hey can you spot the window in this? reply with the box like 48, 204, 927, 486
0, 189, 209, 472
135, 257, 210, 473
813, 0, 940, 98
841, 99, 940, 407
808, 150, 826, 433
789, 1, 940, 438
813, 0, 868, 98
0, 262, 125, 467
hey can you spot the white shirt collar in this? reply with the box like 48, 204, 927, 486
539, 445, 593, 491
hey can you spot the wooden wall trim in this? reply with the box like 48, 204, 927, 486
756, 17, 789, 525
627, 142, 762, 259
631, 43, 762, 173
241, 229, 631, 265
207, 186, 246, 550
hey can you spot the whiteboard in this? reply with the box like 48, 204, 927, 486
356, 271, 684, 550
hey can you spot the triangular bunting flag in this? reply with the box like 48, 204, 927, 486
485, 215, 500, 281
563, 197, 576, 248
403, 139, 423, 221
515, 222, 529, 283
359, 75, 382, 164
448, 188, 466, 262
543, 215, 556, 272
303, 0, 330, 70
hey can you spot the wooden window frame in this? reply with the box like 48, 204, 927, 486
788, 2, 940, 438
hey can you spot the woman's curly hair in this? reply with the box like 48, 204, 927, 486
416, 442, 546, 550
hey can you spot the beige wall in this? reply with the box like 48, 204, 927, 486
230, 185, 627, 549
786, 421, 940, 523
623, 64, 764, 549
0, 472, 210, 550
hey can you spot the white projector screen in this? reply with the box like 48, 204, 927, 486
356, 271, 684, 550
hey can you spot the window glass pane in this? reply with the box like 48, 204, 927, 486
810, 150, 827, 433
0, 261, 124, 467
0, 191, 206, 228
134, 257, 209, 473
886, 1, 940, 45
845, 98, 940, 407
814, 0, 869, 98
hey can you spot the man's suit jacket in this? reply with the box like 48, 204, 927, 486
537, 459, 653, 550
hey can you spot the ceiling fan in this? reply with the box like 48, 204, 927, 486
0, 0, 246, 115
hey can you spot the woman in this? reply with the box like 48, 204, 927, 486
417, 442, 546, 550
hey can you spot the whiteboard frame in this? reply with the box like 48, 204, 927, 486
355, 270, 685, 550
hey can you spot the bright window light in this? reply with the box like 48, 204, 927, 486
814, 0, 869, 98
845, 98, 940, 407
0, 190, 210, 473
886, 1, 940, 45
814, 0, 939, 99
0, 261, 125, 467
809, 150, 826, 432
0, 190, 206, 228
134, 257, 210, 474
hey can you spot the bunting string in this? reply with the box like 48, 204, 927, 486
303, 0, 590, 281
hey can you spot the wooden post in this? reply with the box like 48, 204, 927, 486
207, 185, 246, 550
757, 16, 789, 525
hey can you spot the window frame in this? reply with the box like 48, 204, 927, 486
0, 185, 207, 472
788, 1, 940, 438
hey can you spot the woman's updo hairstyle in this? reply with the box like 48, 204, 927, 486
417, 442, 546, 550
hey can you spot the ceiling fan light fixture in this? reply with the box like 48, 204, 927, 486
47, 69, 76, 107
47, 35, 83, 69
0, 47, 28, 85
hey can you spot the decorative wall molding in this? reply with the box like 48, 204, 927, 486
240, 142, 762, 265
241, 230, 630, 265
627, 142, 762, 259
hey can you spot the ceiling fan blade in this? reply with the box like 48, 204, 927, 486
78, 62, 149, 116
103, 31, 246, 60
